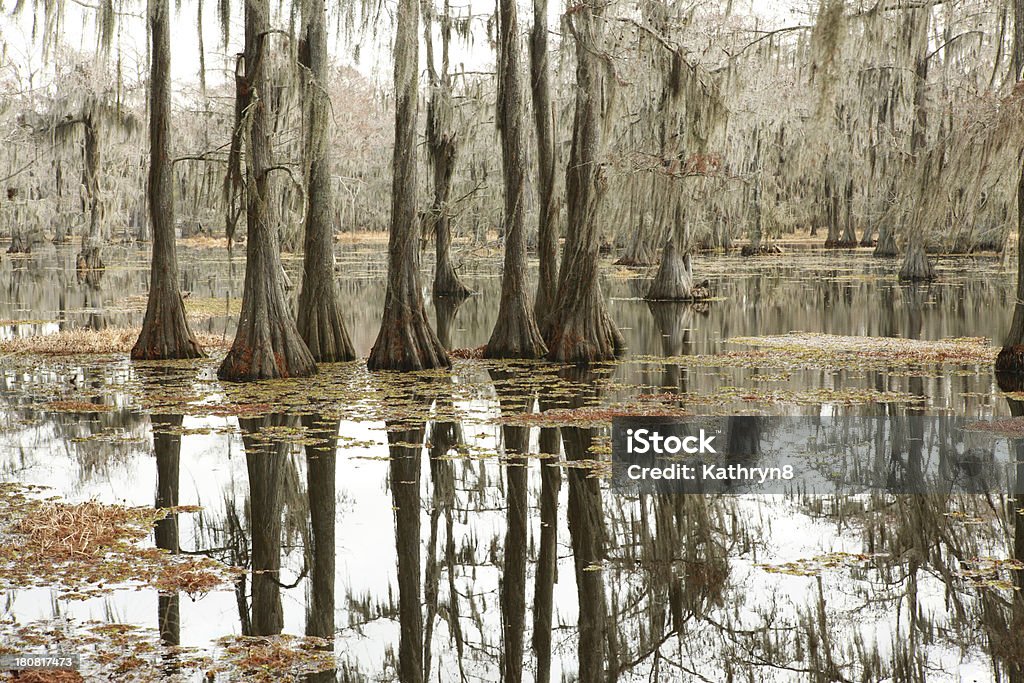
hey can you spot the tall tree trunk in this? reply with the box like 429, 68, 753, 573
77, 117, 104, 271
388, 422, 425, 683
899, 44, 935, 281
367, 0, 449, 371
296, 0, 355, 363
545, 5, 625, 363
133, 0, 204, 360
485, 0, 547, 358
425, 0, 472, 299
218, 4, 318, 381
1014, 0, 1024, 83
530, 0, 559, 326
997, 163, 1024, 373
303, 413, 337, 683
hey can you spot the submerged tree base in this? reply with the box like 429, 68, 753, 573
873, 229, 898, 257
546, 306, 625, 364
740, 243, 783, 257
368, 316, 450, 371
645, 242, 711, 301
898, 244, 935, 281
77, 246, 104, 272
218, 322, 318, 381
433, 263, 473, 299
483, 302, 547, 359
131, 304, 206, 361
995, 345, 1024, 379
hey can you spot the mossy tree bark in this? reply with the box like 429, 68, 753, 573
485, 0, 547, 359
218, 2, 317, 381
295, 0, 355, 363
530, 0, 559, 326
424, 0, 471, 300
77, 116, 104, 271
997, 164, 1024, 374
132, 0, 204, 360
367, 0, 449, 371
545, 3, 625, 363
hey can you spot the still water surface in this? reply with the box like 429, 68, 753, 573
0, 244, 1018, 681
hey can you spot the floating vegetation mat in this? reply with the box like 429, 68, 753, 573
0, 328, 231, 356
0, 483, 239, 599
724, 333, 996, 369
0, 619, 336, 682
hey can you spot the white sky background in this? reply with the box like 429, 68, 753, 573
0, 0, 808, 96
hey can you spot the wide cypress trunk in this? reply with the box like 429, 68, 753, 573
530, 0, 559, 326
545, 4, 625, 363
645, 203, 709, 301
367, 0, 449, 371
874, 222, 898, 256
132, 0, 204, 360
485, 0, 547, 359
898, 241, 935, 281
295, 0, 355, 363
218, 2, 317, 381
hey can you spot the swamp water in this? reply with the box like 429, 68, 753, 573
0, 243, 1020, 681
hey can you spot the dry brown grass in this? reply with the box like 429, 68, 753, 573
12, 500, 155, 559
5, 672, 84, 682
0, 328, 231, 356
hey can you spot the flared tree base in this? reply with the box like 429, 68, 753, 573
898, 245, 935, 282
368, 313, 450, 371
645, 243, 711, 301
433, 266, 473, 300
297, 295, 356, 363
218, 322, 318, 381
996, 345, 1024, 379
873, 231, 898, 257
484, 304, 547, 359
132, 292, 205, 360
546, 306, 625, 364
77, 246, 104, 272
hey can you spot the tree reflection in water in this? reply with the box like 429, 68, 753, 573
240, 413, 292, 636
387, 416, 426, 683
303, 412, 338, 683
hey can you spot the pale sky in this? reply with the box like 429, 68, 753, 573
0, 0, 804, 95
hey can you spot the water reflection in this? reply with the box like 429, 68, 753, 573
303, 412, 338, 682
0, 248, 1020, 680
